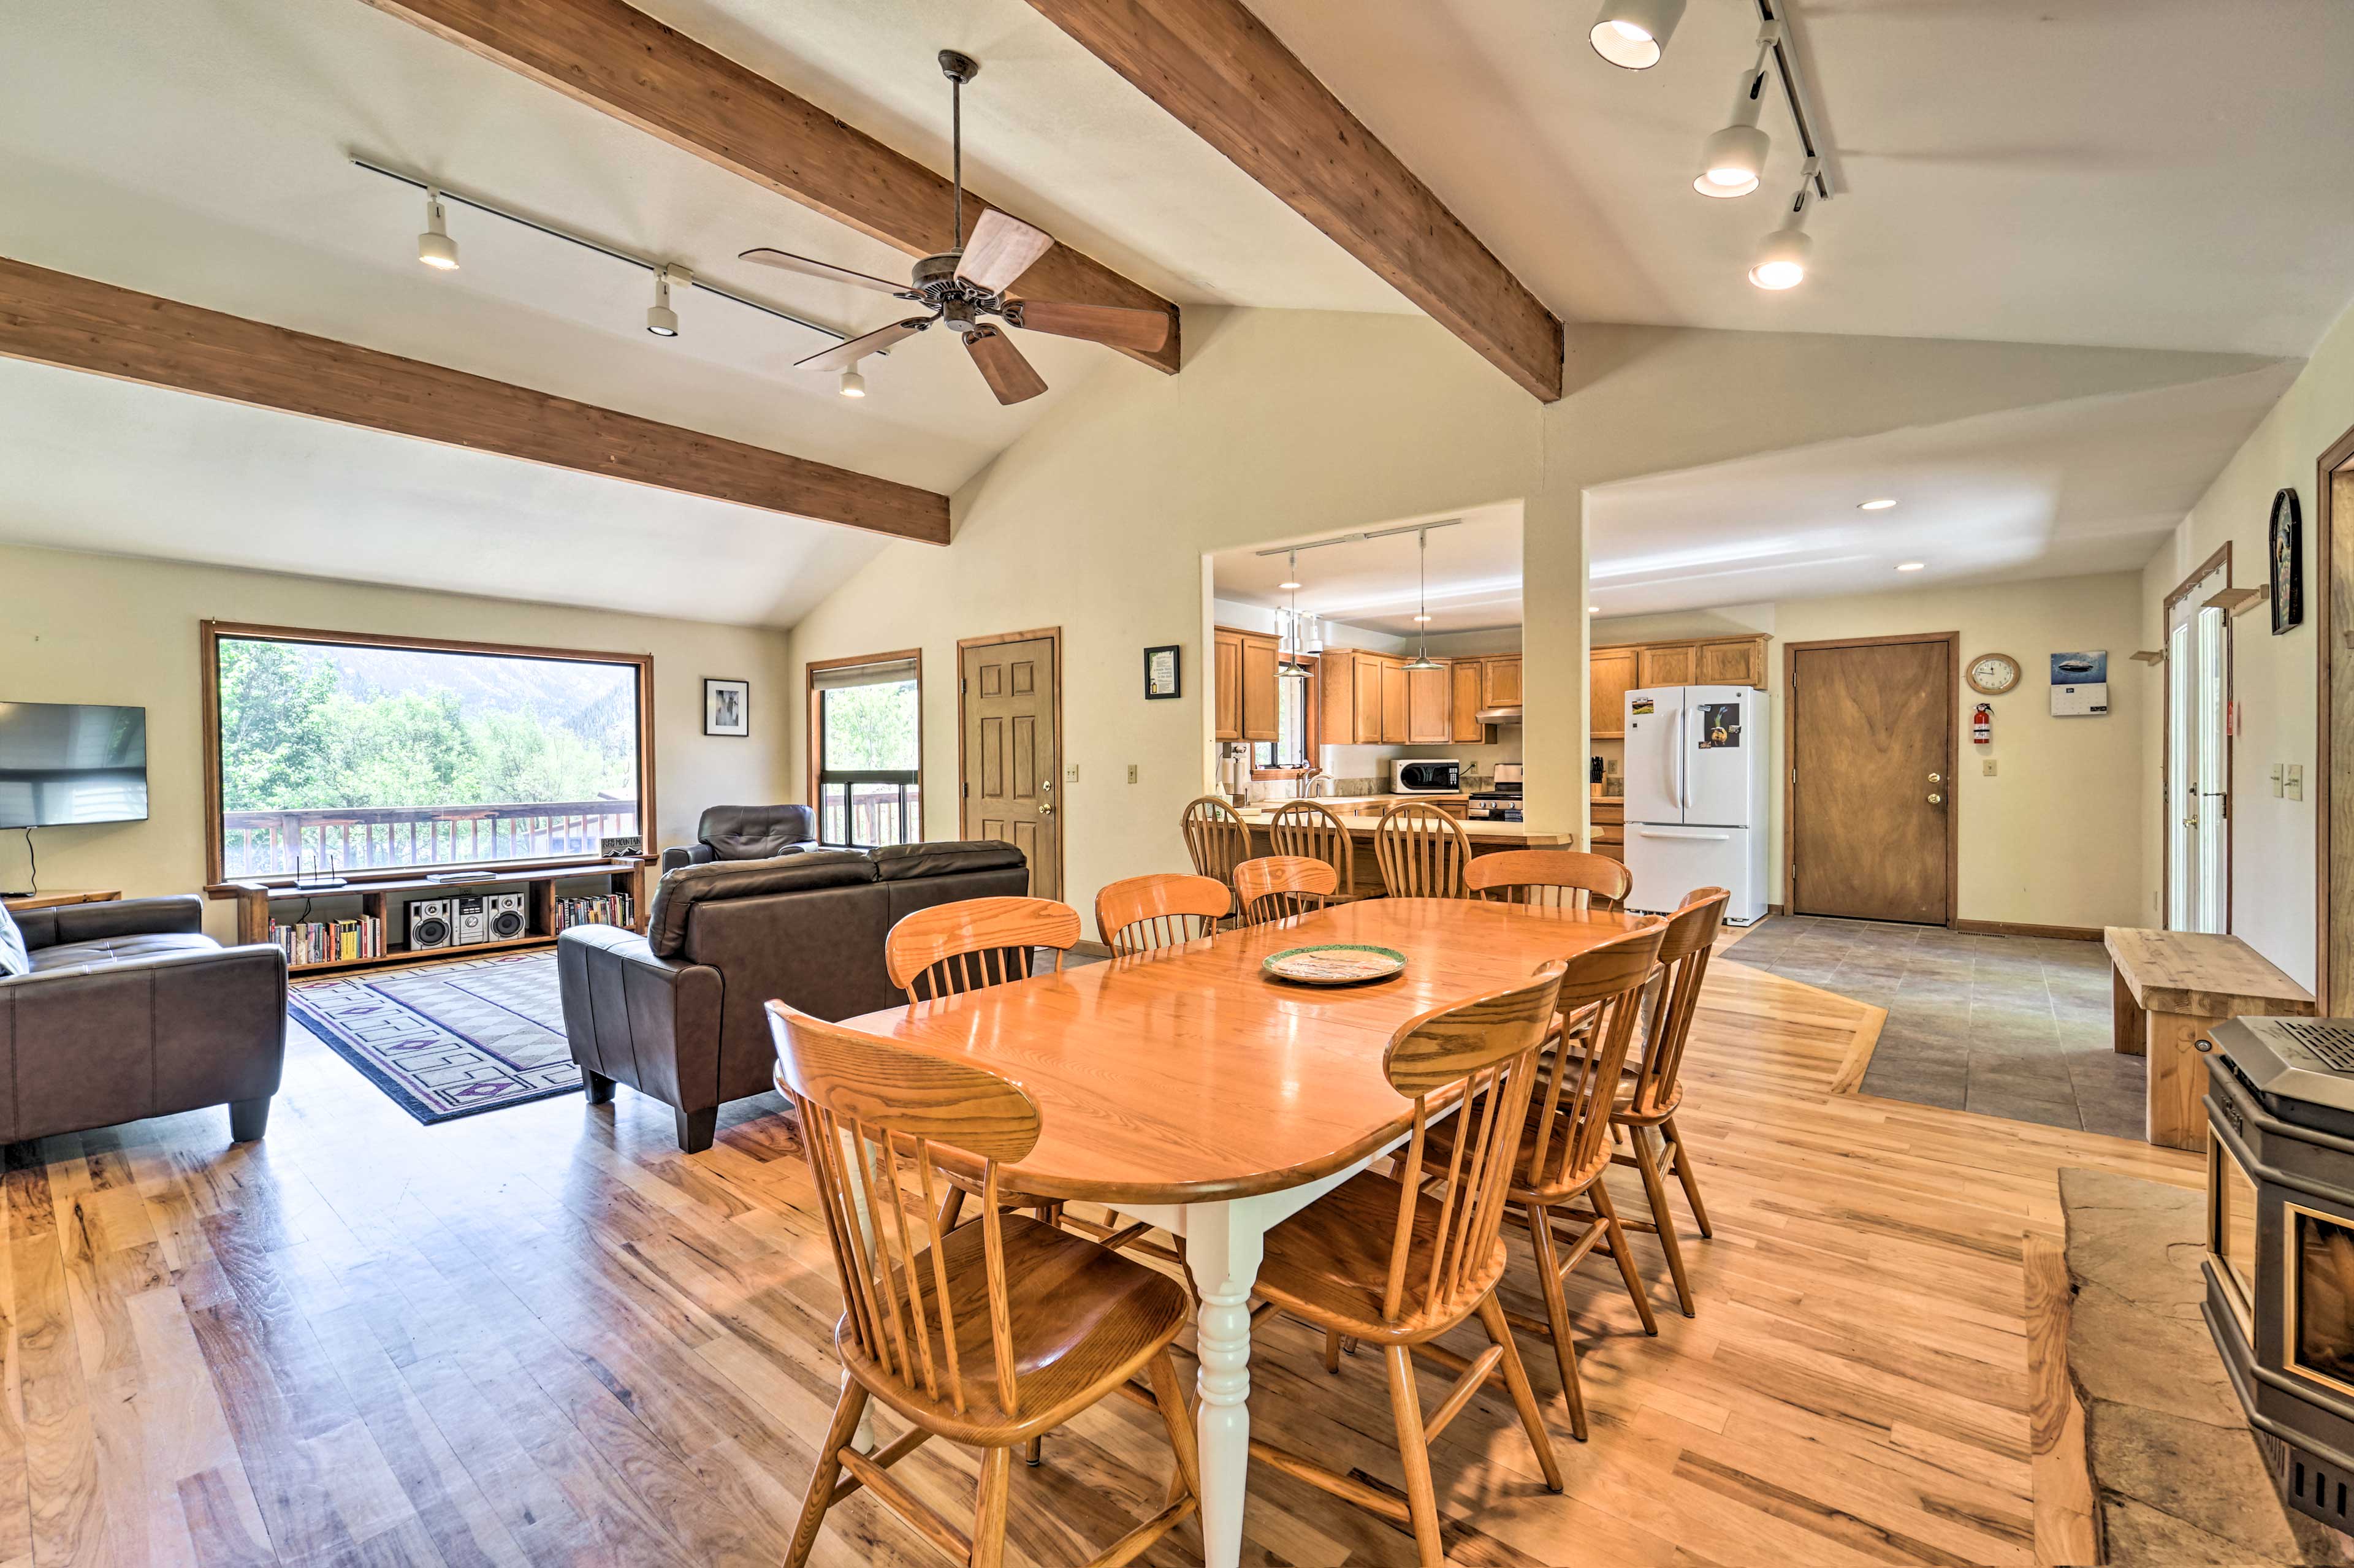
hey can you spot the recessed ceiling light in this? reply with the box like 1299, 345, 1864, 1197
1278, 579, 1302, 590
1858, 498, 1896, 511
1895, 561, 1925, 572
1412, 614, 1433, 623
1588, 605, 1601, 615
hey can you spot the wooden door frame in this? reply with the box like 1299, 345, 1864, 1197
1781, 630, 1960, 927
956, 626, 1065, 897
2317, 422, 2354, 1010
2158, 542, 2233, 935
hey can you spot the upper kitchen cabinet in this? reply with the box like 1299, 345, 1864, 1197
1694, 636, 1769, 688
1639, 642, 1696, 687
1590, 647, 1640, 739
1482, 657, 1522, 709
1213, 626, 1282, 742
1450, 660, 1485, 742
1214, 628, 1244, 740
1379, 657, 1409, 744
1407, 662, 1452, 744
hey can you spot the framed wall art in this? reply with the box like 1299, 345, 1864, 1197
1144, 644, 1181, 699
704, 677, 750, 736
2272, 486, 2304, 636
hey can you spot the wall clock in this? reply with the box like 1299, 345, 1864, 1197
1967, 652, 2022, 696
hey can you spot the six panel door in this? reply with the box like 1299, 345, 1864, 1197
961, 637, 1060, 899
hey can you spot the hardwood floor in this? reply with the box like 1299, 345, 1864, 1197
0, 953, 2200, 1566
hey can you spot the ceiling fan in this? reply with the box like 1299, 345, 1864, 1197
741, 50, 1171, 406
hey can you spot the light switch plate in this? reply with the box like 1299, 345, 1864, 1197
1066, 763, 1080, 783
1127, 764, 1139, 784
2271, 763, 2286, 797
2288, 763, 2305, 801
1981, 758, 1997, 776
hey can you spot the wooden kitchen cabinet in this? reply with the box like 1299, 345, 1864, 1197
1694, 636, 1767, 688
1450, 660, 1485, 742
1407, 662, 1452, 743
1353, 655, 1384, 743
1317, 649, 1355, 747
1240, 634, 1281, 741
1639, 643, 1696, 687
1589, 647, 1639, 739
1214, 628, 1244, 740
1379, 658, 1409, 744
1482, 657, 1522, 709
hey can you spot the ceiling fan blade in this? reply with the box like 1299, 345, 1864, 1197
1010, 299, 1172, 354
739, 248, 910, 295
955, 210, 1054, 295
964, 325, 1048, 405
795, 317, 932, 373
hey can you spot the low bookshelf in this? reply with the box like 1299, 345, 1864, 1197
211, 858, 654, 977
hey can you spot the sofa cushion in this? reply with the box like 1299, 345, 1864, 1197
870, 840, 1028, 883
696, 804, 818, 861
0, 902, 24, 980
645, 850, 877, 957
26, 932, 222, 973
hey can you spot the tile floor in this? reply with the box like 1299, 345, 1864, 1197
1721, 913, 2144, 1136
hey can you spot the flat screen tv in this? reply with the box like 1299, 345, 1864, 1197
0, 702, 150, 828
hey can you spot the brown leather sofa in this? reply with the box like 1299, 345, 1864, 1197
556, 841, 1029, 1151
655, 804, 820, 873
0, 894, 288, 1143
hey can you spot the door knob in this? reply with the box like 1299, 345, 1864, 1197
1039, 804, 1055, 816
1927, 793, 1943, 805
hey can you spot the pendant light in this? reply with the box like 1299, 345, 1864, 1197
1277, 552, 1312, 680
1402, 529, 1444, 671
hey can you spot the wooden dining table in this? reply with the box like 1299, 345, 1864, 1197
839, 896, 1647, 1568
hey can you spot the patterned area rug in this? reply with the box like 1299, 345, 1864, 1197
288, 950, 577, 1124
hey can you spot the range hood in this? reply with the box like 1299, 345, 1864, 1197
1474, 704, 1523, 725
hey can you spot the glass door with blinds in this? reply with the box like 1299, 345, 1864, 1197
809, 653, 922, 848
2166, 559, 2231, 932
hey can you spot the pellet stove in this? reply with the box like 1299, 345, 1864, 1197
2203, 1016, 2354, 1534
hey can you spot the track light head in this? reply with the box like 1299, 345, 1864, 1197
1749, 188, 1815, 290
838, 365, 867, 398
1694, 66, 1770, 197
1589, 0, 1685, 69
416, 192, 459, 270
646, 265, 690, 337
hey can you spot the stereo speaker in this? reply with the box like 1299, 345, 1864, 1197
408, 899, 454, 951
485, 891, 528, 942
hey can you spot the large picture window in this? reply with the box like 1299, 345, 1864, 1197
201, 622, 652, 884
808, 652, 921, 848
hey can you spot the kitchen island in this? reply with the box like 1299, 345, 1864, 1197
1234, 795, 1573, 898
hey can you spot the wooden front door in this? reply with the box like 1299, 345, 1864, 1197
1788, 634, 1956, 924
959, 634, 1061, 899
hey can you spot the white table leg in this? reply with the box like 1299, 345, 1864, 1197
1183, 1199, 1266, 1568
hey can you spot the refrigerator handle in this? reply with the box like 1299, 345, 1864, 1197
1676, 706, 1689, 816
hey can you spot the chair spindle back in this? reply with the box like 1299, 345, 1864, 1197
768, 1000, 1038, 1419
1179, 796, 1252, 893
1465, 849, 1632, 914
1377, 964, 1567, 1325
1519, 923, 1667, 1195
1624, 888, 1729, 1119
1096, 873, 1232, 956
1373, 802, 1472, 899
885, 896, 1082, 1002
1268, 800, 1356, 896
1233, 855, 1339, 926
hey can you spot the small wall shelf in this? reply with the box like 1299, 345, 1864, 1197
2204, 585, 2270, 618
2129, 649, 2166, 665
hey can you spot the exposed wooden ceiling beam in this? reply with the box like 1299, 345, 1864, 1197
1024, 0, 1563, 402
0, 257, 951, 546
357, 0, 1181, 376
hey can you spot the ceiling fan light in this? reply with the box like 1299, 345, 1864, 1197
838, 367, 867, 398
1589, 0, 1685, 68
416, 192, 458, 270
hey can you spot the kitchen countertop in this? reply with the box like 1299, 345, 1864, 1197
1235, 796, 1571, 846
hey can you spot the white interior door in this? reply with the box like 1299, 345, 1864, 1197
2165, 561, 2231, 932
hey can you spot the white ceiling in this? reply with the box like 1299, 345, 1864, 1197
1584, 363, 2299, 615
1212, 505, 1525, 636
1249, 0, 2354, 356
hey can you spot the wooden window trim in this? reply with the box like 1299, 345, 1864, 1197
199, 620, 655, 890
806, 648, 926, 848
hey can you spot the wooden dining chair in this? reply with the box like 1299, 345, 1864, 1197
1232, 854, 1338, 926
1425, 921, 1667, 1439
1466, 848, 1633, 914
1094, 872, 1231, 956
1372, 801, 1472, 899
886, 895, 1082, 1002
1179, 794, 1251, 896
1243, 967, 1569, 1567
1602, 886, 1729, 1318
767, 1001, 1201, 1568
1267, 799, 1358, 899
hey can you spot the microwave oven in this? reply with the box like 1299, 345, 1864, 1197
1392, 759, 1463, 794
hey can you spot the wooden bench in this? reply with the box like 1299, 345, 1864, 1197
2105, 927, 2315, 1151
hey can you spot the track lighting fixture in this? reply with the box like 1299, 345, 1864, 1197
1589, 0, 1685, 69
837, 363, 867, 398
416, 190, 459, 270
1748, 172, 1817, 290
1694, 25, 1779, 198
646, 265, 689, 337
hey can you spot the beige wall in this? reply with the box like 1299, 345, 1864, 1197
2138, 299, 2354, 991
0, 542, 794, 941
1594, 574, 2147, 929
787, 303, 2260, 927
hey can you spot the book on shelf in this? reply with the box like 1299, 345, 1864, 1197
267, 913, 386, 966
552, 892, 636, 932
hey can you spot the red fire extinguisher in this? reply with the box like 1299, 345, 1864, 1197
1971, 702, 1992, 745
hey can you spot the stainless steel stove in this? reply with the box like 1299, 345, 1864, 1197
1466, 763, 1523, 823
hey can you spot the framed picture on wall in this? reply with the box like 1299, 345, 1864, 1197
704, 677, 750, 737
2272, 487, 2304, 636
1144, 644, 1181, 699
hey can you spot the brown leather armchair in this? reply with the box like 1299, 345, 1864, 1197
0, 895, 288, 1143
558, 842, 1030, 1151
656, 804, 820, 872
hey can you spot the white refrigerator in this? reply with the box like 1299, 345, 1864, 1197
1620, 685, 1770, 924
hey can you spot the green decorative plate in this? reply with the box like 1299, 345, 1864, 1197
1262, 943, 1407, 987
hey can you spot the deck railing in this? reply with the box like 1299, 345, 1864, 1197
817, 777, 921, 848
222, 800, 639, 877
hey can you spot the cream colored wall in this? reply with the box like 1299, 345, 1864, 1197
0, 542, 795, 941
786, 303, 2270, 928
2138, 299, 2354, 991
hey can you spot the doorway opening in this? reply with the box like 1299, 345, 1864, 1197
2318, 422, 2354, 1010
2162, 545, 2232, 934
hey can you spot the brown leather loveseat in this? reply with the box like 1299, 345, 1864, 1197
555, 841, 1029, 1151
0, 894, 288, 1143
